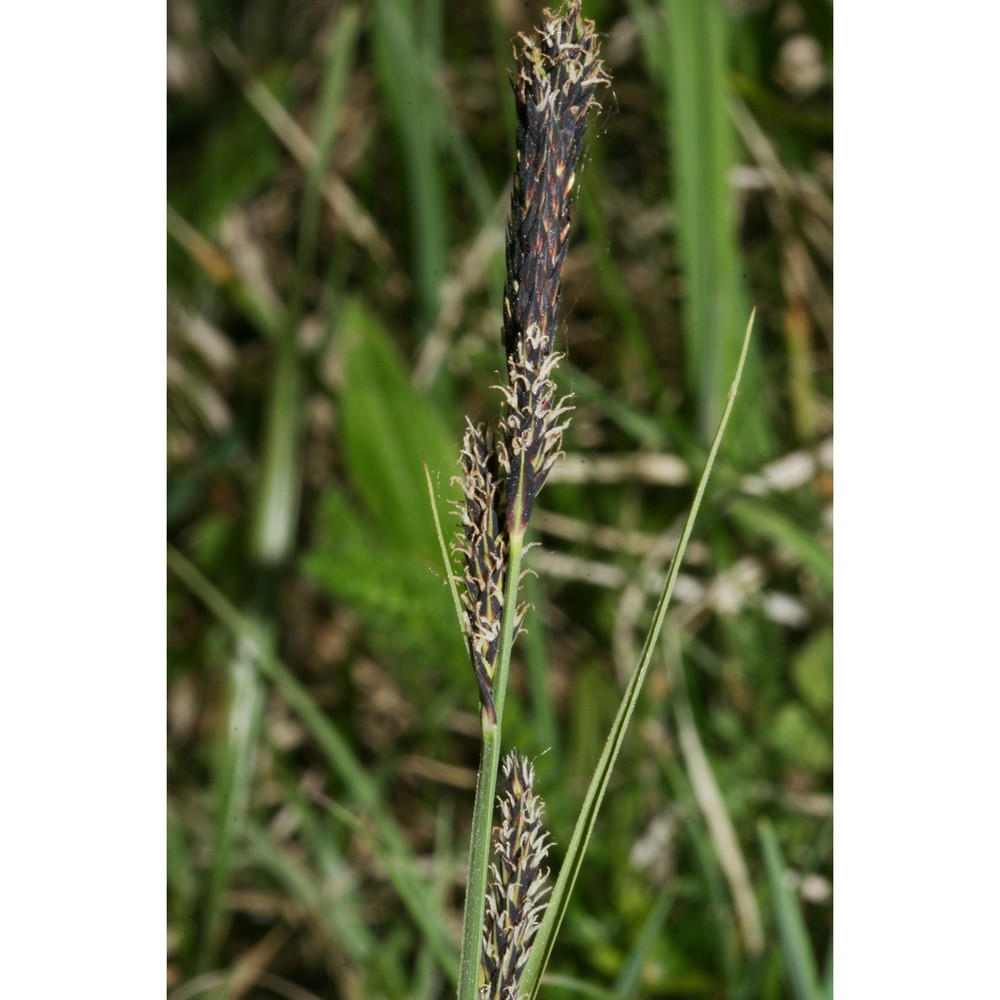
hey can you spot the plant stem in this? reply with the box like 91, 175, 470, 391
457, 528, 524, 1000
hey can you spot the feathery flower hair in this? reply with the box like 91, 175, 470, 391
480, 750, 553, 1000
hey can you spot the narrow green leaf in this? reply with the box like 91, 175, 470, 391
758, 820, 823, 1000
522, 570, 560, 760
167, 802, 197, 969
563, 358, 672, 450
240, 818, 374, 962
792, 627, 834, 715
322, 798, 459, 983
821, 936, 833, 1000
248, 329, 301, 565
521, 312, 757, 999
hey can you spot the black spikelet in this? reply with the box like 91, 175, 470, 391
500, 2, 610, 536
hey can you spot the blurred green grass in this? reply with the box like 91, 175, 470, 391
167, 1, 832, 997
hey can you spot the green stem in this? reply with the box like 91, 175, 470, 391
456, 528, 525, 1000
457, 717, 501, 1000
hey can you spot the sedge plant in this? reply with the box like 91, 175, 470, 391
448, 6, 607, 998
435, 5, 756, 999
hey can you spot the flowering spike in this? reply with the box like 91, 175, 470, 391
480, 750, 552, 999
500, 1, 610, 536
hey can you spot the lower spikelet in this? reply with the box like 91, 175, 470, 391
480, 750, 552, 1000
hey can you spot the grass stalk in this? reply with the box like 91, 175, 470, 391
456, 531, 524, 1000
520, 311, 756, 1000
457, 723, 501, 1000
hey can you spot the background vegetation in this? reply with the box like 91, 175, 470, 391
167, 1, 832, 997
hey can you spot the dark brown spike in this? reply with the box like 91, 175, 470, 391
500, 2, 610, 536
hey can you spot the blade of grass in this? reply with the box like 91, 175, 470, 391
249, 325, 301, 565
166, 204, 283, 340
338, 300, 457, 551
196, 259, 301, 971
540, 976, 626, 1000
758, 820, 823, 1000
192, 67, 314, 956
821, 936, 833, 1000
631, 0, 771, 464
168, 801, 198, 971
663, 0, 759, 455
576, 158, 666, 403
210, 33, 392, 266
261, 754, 378, 964
521, 311, 756, 1000
413, 803, 456, 1000
562, 359, 670, 451
170, 971, 327, 1000
204, 50, 317, 960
